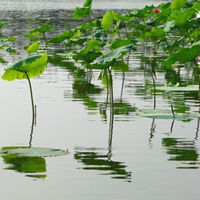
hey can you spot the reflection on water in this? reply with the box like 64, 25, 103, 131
74, 150, 132, 182
0, 1, 200, 199
162, 138, 200, 169
2, 153, 47, 178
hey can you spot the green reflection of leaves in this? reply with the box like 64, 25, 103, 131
162, 137, 199, 169
74, 151, 131, 181
2, 154, 46, 173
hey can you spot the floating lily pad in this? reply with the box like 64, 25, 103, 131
1, 147, 69, 157
155, 85, 199, 92
139, 109, 172, 114
137, 113, 189, 119
190, 114, 200, 118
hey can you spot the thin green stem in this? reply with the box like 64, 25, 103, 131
25, 72, 35, 122
149, 58, 156, 109
193, 59, 200, 112
170, 92, 175, 118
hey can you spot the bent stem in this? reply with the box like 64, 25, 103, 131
170, 92, 175, 118
25, 72, 35, 123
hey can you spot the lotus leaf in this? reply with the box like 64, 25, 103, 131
165, 41, 200, 67
47, 30, 75, 44
155, 85, 199, 92
2, 54, 48, 81
26, 42, 40, 54
138, 113, 189, 119
29, 24, 55, 35
85, 44, 134, 69
101, 11, 114, 31
1, 147, 69, 157
171, 0, 187, 10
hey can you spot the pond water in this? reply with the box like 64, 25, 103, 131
0, 1, 200, 200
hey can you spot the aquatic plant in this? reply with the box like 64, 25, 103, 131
1, 54, 48, 122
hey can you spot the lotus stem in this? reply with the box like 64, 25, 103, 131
170, 92, 175, 118
149, 58, 156, 109
193, 58, 200, 111
25, 72, 35, 123
108, 67, 114, 158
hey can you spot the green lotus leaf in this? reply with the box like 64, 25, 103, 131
101, 11, 115, 31
0, 22, 8, 29
72, 0, 93, 19
165, 41, 200, 67
26, 42, 40, 54
111, 38, 137, 49
4, 35, 20, 42
74, 39, 101, 57
112, 60, 129, 71
65, 37, 87, 47
163, 20, 175, 32
70, 30, 81, 40
113, 12, 135, 23
29, 24, 55, 34
24, 33, 39, 41
85, 44, 134, 69
132, 6, 149, 18
83, 0, 92, 7
193, 1, 200, 10
175, 8, 196, 26
73, 51, 102, 63
2, 54, 48, 81
146, 27, 165, 38
72, 6, 92, 19
47, 30, 75, 44
171, 0, 187, 10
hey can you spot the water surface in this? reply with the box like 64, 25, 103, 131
0, 1, 200, 200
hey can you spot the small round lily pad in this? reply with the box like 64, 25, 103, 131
1, 147, 69, 157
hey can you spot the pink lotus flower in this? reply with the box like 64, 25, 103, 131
153, 8, 160, 14
198, 56, 200, 60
